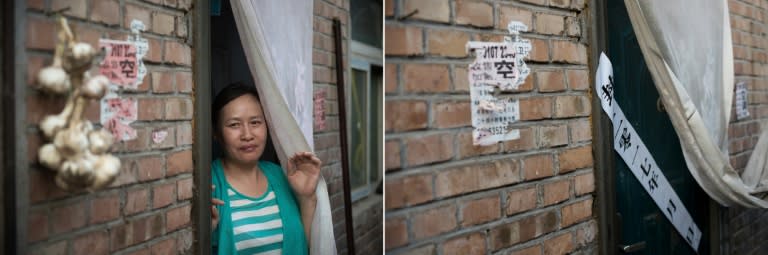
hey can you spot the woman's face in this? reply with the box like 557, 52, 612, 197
217, 94, 267, 165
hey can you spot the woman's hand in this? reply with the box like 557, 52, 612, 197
286, 152, 322, 201
211, 185, 225, 229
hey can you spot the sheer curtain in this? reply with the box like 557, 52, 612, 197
231, 0, 338, 253
625, 0, 768, 207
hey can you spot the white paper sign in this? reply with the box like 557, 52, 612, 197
736, 81, 749, 120
466, 21, 531, 146
597, 52, 701, 251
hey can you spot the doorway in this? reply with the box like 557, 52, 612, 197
593, 0, 720, 254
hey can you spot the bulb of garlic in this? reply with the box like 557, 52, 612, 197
82, 75, 109, 99
64, 42, 97, 71
37, 66, 70, 94
88, 129, 114, 154
40, 115, 67, 140
38, 143, 63, 170
54, 128, 90, 158
90, 154, 121, 189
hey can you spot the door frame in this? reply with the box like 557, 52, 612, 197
588, 0, 721, 254
2, 0, 28, 254
192, 0, 213, 254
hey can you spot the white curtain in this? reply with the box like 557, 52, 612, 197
231, 0, 339, 253
625, 0, 768, 207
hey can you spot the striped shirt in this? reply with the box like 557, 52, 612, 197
229, 183, 284, 255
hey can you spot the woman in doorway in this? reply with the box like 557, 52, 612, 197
210, 82, 321, 255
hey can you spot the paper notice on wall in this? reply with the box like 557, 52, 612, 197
99, 39, 139, 88
101, 97, 138, 141
736, 81, 749, 120
466, 21, 530, 146
597, 52, 701, 251
127, 19, 149, 88
314, 90, 326, 131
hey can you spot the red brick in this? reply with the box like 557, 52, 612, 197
385, 0, 394, 17
506, 187, 537, 215
519, 97, 553, 120
133, 214, 163, 243
26, 92, 66, 125
454, 66, 469, 91
153, 12, 176, 35
176, 72, 193, 93
137, 155, 164, 181
523, 154, 554, 180
432, 101, 471, 128
550, 0, 571, 8
27, 55, 49, 86
456, 0, 493, 27
562, 198, 592, 227
428, 29, 470, 57
146, 37, 163, 62
412, 205, 457, 240
385, 217, 408, 250
403, 64, 450, 92
52, 201, 87, 234
28, 0, 44, 10
489, 221, 521, 250
29, 240, 67, 255
386, 174, 433, 210
535, 13, 564, 35
110, 223, 132, 251
403, 0, 450, 23
458, 130, 500, 158
91, 193, 121, 224
385, 100, 428, 131
520, 211, 558, 242
510, 246, 542, 255
152, 71, 175, 93
26, 17, 56, 50
166, 205, 191, 232
164, 41, 192, 66
558, 145, 593, 173
435, 159, 520, 197
385, 63, 397, 93
542, 180, 570, 206
53, 0, 87, 19
150, 238, 176, 255
443, 232, 487, 255
529, 38, 550, 62
537, 70, 566, 92
153, 182, 176, 209
176, 16, 188, 38
502, 127, 536, 152
575, 172, 595, 195
74, 230, 110, 255
165, 97, 193, 120
119, 127, 151, 152
543, 232, 574, 255
150, 127, 175, 149
126, 188, 149, 215
28, 210, 48, 242
138, 98, 164, 121
569, 119, 591, 142
29, 168, 69, 203
125, 4, 151, 30
461, 195, 500, 227
177, 177, 194, 201
167, 149, 193, 176
385, 139, 401, 170
90, 0, 120, 25
575, 220, 598, 246
386, 25, 423, 56
552, 40, 587, 64
554, 95, 590, 118
539, 125, 568, 148
176, 122, 193, 146
498, 5, 533, 30
125, 248, 150, 255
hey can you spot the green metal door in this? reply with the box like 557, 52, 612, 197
607, 1, 711, 254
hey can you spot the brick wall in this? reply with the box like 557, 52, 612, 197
384, 0, 597, 254
25, 0, 194, 254
724, 0, 768, 254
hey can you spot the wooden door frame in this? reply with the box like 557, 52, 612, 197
2, 0, 28, 254
192, 0, 213, 254
588, 0, 721, 254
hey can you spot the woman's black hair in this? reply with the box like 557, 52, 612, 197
212, 81, 261, 134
